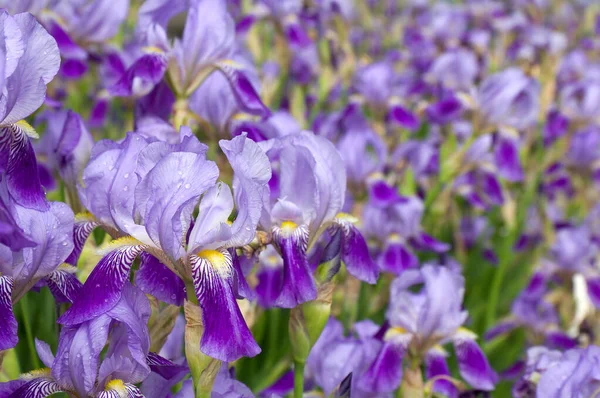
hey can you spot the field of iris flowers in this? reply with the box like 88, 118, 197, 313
1, 0, 599, 397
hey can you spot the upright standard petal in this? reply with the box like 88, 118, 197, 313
190, 250, 261, 361
219, 134, 272, 248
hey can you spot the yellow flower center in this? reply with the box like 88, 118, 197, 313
106, 379, 126, 393
197, 249, 231, 277
281, 220, 297, 233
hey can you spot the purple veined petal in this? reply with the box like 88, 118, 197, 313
0, 276, 17, 350
358, 335, 409, 393
272, 224, 317, 308
215, 61, 271, 118
453, 329, 498, 391
413, 232, 450, 253
125, 384, 145, 398
146, 352, 188, 380
135, 252, 185, 306
64, 215, 98, 266
2, 124, 49, 211
190, 250, 261, 361
109, 52, 169, 98
46, 265, 83, 304
35, 338, 55, 368
219, 134, 272, 248
483, 320, 518, 341
377, 239, 418, 275
545, 330, 578, 350
58, 240, 144, 326
388, 104, 419, 131
334, 218, 378, 284
256, 246, 283, 308
494, 135, 524, 182
425, 348, 458, 398
8, 376, 62, 398
586, 277, 600, 308
230, 249, 255, 300
1, 13, 60, 125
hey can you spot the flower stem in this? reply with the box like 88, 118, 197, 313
293, 361, 305, 398
19, 294, 40, 369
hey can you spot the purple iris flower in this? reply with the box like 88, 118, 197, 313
426, 48, 479, 91
478, 68, 540, 130
35, 109, 94, 189
361, 180, 449, 275
359, 265, 497, 394
259, 132, 378, 308
336, 119, 387, 184
515, 346, 600, 397
353, 61, 397, 106
62, 131, 270, 362
559, 77, 600, 123
1, 283, 185, 397
0, 10, 60, 211
306, 318, 392, 398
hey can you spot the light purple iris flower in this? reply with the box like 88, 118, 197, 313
426, 48, 479, 91
478, 68, 540, 130
0, 10, 60, 211
306, 318, 391, 398
35, 109, 94, 189
1, 283, 185, 398
362, 180, 449, 275
259, 131, 378, 308
515, 346, 600, 398
137, 0, 269, 118
358, 265, 497, 394
62, 130, 270, 362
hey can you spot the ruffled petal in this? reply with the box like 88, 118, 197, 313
272, 224, 317, 308
58, 241, 144, 326
135, 252, 185, 306
0, 275, 17, 350
190, 251, 261, 361
135, 152, 219, 261
219, 134, 272, 248
453, 330, 498, 391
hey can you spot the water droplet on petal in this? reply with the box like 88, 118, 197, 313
185, 183, 191, 189
124, 173, 129, 179
171, 294, 176, 300
123, 186, 128, 192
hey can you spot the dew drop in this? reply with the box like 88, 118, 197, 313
108, 165, 114, 171
184, 183, 191, 189
171, 294, 177, 300
104, 299, 108, 303
96, 284, 100, 288
123, 186, 129, 192
124, 173, 130, 179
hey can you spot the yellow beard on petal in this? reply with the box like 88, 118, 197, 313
197, 249, 232, 278
106, 379, 127, 394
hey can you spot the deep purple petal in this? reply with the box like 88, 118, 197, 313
0, 276, 17, 350
110, 52, 168, 97
135, 252, 185, 306
216, 62, 271, 118
272, 225, 317, 308
358, 340, 405, 393
483, 320, 518, 341
453, 332, 498, 391
545, 331, 578, 350
146, 352, 188, 380
64, 216, 98, 266
46, 266, 83, 304
586, 277, 600, 308
494, 135, 524, 182
8, 377, 62, 398
425, 349, 458, 398
378, 240, 418, 274
337, 221, 378, 283
231, 249, 255, 300
58, 242, 144, 326
191, 251, 261, 361
388, 105, 419, 131
413, 232, 450, 253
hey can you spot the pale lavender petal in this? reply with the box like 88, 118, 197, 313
34, 338, 55, 368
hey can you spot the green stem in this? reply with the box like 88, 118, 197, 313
19, 294, 40, 369
293, 361, 305, 398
